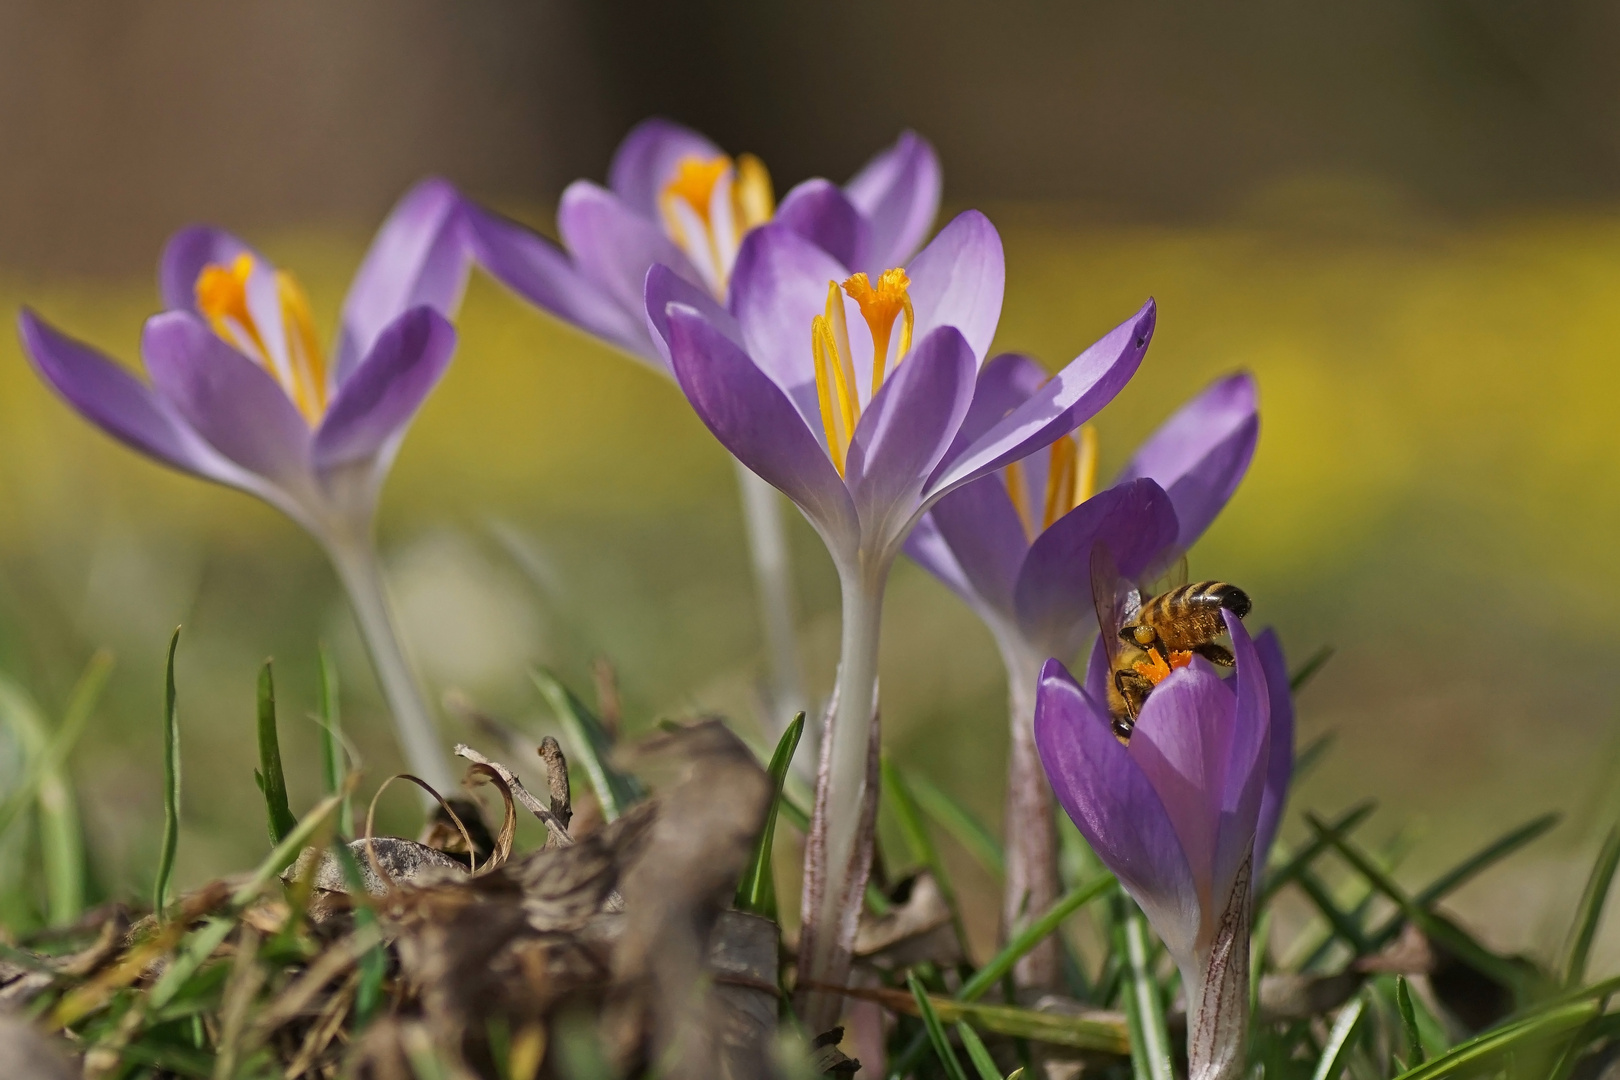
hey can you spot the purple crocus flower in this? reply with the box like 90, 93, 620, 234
646, 208, 1155, 1027
906, 370, 1259, 988
1036, 613, 1288, 1080
464, 119, 942, 729
17, 180, 471, 792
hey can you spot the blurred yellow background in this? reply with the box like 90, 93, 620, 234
3, 0, 1619, 975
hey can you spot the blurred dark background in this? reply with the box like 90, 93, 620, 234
3, 0, 1620, 969
7, 1, 1620, 274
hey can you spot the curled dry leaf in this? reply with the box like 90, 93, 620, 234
853, 871, 961, 971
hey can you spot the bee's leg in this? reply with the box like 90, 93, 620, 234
1115, 669, 1155, 729
1193, 642, 1235, 666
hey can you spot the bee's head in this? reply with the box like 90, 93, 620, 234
1214, 584, 1252, 619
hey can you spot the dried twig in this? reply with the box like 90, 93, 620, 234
454, 744, 573, 847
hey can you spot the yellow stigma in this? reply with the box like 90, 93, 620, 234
1004, 422, 1100, 541
658, 152, 776, 298
841, 269, 914, 394
1133, 648, 1193, 686
195, 254, 328, 426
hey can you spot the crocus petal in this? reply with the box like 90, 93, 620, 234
1036, 658, 1202, 964
844, 130, 942, 271
1117, 372, 1259, 554
902, 515, 980, 611
643, 262, 743, 375
18, 309, 248, 487
729, 223, 850, 394
313, 307, 456, 472
1251, 628, 1293, 891
1127, 659, 1237, 899
664, 304, 858, 549
463, 202, 653, 360
607, 117, 725, 218
905, 210, 1003, 362
925, 474, 1030, 619
335, 178, 471, 383
844, 326, 975, 545
1212, 614, 1272, 913
141, 311, 312, 485
558, 180, 703, 322
1011, 478, 1178, 658
158, 226, 254, 314
925, 301, 1156, 500
949, 353, 1046, 455
776, 178, 872, 276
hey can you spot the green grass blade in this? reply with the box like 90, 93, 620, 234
1396, 976, 1425, 1066
1560, 821, 1620, 987
0, 651, 110, 927
316, 642, 352, 837
1261, 800, 1376, 904
1367, 812, 1560, 948
1120, 901, 1174, 1080
954, 1022, 1000, 1080
155, 627, 182, 918
909, 972, 970, 1080
909, 771, 1005, 879
253, 660, 298, 845
1292, 732, 1338, 785
1310, 995, 1366, 1080
1306, 814, 1528, 991
883, 754, 970, 954
734, 712, 804, 917
1290, 644, 1335, 692
959, 874, 1116, 1003
531, 667, 642, 821
1295, 867, 1372, 955
1390, 1001, 1598, 1080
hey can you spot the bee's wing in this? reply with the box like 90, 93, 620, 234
1091, 541, 1131, 671
1143, 552, 1189, 596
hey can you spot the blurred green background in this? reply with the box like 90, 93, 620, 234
2, 0, 1619, 973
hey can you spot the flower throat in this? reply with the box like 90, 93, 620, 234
811, 269, 915, 476
195, 254, 327, 426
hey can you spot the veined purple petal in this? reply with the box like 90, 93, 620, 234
844, 130, 942, 271
1251, 628, 1292, 894
1128, 659, 1237, 904
142, 311, 312, 485
643, 262, 742, 376
925, 474, 1029, 619
777, 178, 872, 276
336, 178, 471, 383
729, 223, 849, 395
844, 325, 975, 543
463, 202, 653, 360
664, 304, 858, 548
925, 301, 1156, 501
608, 118, 725, 218
1036, 658, 1201, 964
905, 210, 1003, 362
1011, 479, 1178, 659
18, 309, 243, 485
1215, 614, 1271, 917
558, 180, 703, 320
1117, 372, 1259, 554
158, 226, 254, 314
952, 353, 1045, 451
314, 307, 456, 472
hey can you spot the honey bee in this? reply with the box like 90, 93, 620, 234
1091, 546, 1252, 741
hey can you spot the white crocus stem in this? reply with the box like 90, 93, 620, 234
322, 528, 456, 796
796, 556, 888, 1033
996, 634, 1062, 991
731, 459, 808, 737
1186, 855, 1254, 1080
